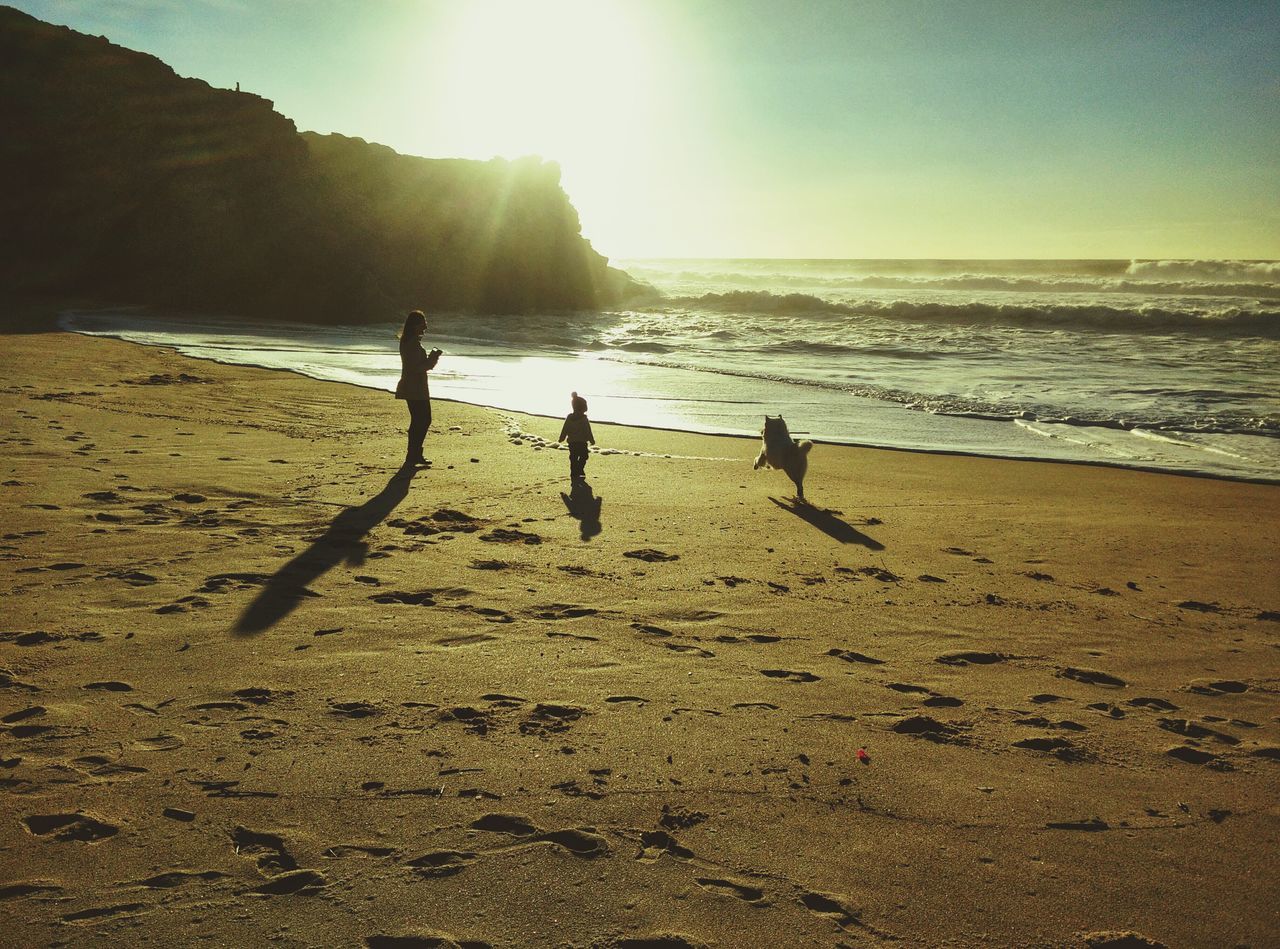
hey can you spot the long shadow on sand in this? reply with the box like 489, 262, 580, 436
233, 469, 416, 635
561, 480, 603, 540
770, 497, 885, 550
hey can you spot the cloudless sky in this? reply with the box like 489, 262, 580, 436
12, 0, 1280, 259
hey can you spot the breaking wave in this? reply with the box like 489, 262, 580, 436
601, 353, 1279, 439
661, 291, 1280, 337
628, 268, 1280, 299
1125, 259, 1280, 282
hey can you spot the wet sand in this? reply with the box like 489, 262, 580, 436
1, 329, 1278, 947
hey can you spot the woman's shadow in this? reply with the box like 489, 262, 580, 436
561, 480, 603, 540
233, 469, 416, 635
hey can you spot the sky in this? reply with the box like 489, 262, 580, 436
12, 0, 1280, 259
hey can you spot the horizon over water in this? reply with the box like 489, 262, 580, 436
61, 256, 1280, 483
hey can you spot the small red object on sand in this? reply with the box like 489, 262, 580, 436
856, 748, 870, 763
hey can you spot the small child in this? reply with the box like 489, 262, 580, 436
557, 391, 595, 481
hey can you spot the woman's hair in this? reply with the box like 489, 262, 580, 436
399, 310, 426, 338
571, 391, 588, 413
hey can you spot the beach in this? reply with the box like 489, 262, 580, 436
2, 327, 1278, 947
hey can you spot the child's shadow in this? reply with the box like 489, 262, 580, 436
561, 480, 603, 540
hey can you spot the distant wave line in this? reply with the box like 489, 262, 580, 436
649, 291, 1280, 337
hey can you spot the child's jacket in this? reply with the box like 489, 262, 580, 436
559, 413, 594, 444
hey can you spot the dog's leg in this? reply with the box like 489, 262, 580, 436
753, 449, 767, 470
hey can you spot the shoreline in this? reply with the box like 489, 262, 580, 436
59, 307, 1280, 486
2, 328, 1278, 946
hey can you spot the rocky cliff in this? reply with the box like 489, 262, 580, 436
0, 5, 635, 320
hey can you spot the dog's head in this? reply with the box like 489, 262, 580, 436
762, 415, 791, 438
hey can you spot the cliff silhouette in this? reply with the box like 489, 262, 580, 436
0, 6, 637, 320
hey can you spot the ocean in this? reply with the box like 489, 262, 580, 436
61, 257, 1280, 482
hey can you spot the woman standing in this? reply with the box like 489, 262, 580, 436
395, 310, 441, 467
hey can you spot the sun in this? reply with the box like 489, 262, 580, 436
419, 0, 686, 249
432, 0, 662, 158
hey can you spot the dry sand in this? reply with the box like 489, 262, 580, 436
1, 329, 1278, 948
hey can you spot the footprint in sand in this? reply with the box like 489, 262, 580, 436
1165, 746, 1232, 770
631, 622, 673, 638
440, 707, 494, 735
1156, 718, 1238, 745
520, 703, 586, 736
132, 870, 227, 889
230, 826, 297, 872
322, 845, 398, 859
1045, 817, 1109, 832
623, 548, 679, 562
2, 706, 44, 723
695, 877, 765, 903
471, 813, 539, 836
1128, 697, 1179, 711
131, 735, 183, 752
1177, 600, 1220, 613
937, 651, 1008, 666
329, 700, 382, 718
536, 828, 610, 858
547, 629, 599, 642
799, 891, 860, 929
760, 669, 820, 683
638, 830, 694, 861
1188, 680, 1248, 696
406, 851, 478, 877
0, 882, 64, 900
455, 607, 509, 622
22, 813, 119, 842
246, 869, 329, 895
234, 687, 287, 705
1057, 667, 1126, 688
0, 671, 41, 691
437, 633, 498, 647
371, 590, 436, 606
664, 643, 715, 658
827, 648, 885, 665
1014, 716, 1087, 731
479, 527, 542, 545
62, 903, 150, 923
892, 716, 963, 743
530, 604, 598, 620
887, 683, 932, 695
1012, 736, 1090, 762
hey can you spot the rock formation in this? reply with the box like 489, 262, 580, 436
0, 6, 636, 321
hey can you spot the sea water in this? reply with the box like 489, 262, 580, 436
61, 258, 1280, 482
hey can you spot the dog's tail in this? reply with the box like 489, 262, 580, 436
797, 440, 813, 454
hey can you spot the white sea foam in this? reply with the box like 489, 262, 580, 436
58, 255, 1280, 482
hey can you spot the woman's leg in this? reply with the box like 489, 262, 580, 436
406, 399, 431, 463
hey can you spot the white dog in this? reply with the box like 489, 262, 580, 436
753, 415, 813, 500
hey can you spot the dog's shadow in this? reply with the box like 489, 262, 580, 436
770, 497, 885, 550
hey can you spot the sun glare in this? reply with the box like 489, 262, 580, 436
421, 0, 694, 251
434, 1, 658, 154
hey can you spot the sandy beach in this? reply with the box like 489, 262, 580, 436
2, 327, 1278, 948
